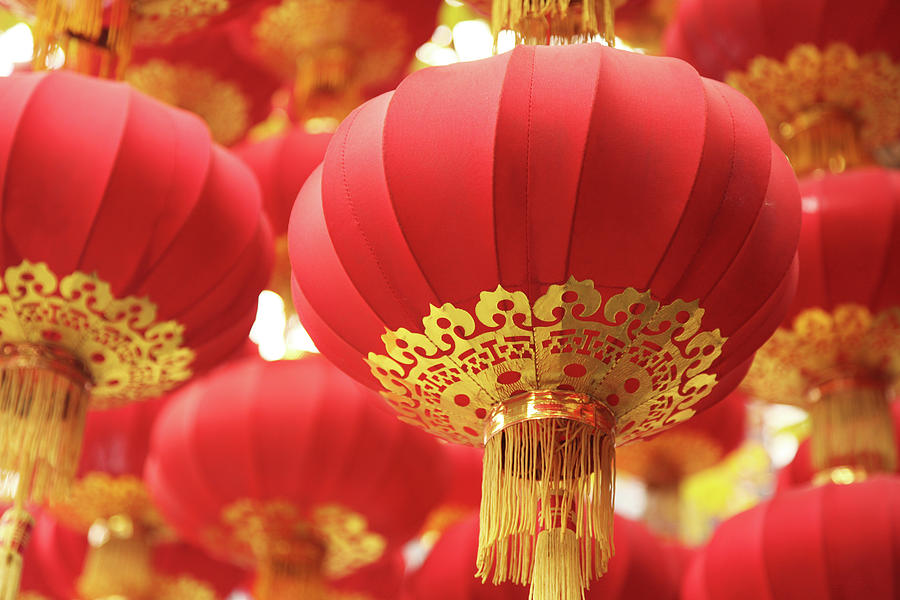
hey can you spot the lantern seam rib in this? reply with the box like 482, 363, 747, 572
523, 46, 540, 386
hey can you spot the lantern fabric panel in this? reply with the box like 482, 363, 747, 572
682, 476, 900, 600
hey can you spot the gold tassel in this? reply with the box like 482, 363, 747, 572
77, 515, 154, 599
477, 391, 614, 600
808, 379, 896, 483
253, 558, 329, 600
293, 47, 360, 121
777, 106, 872, 176
642, 483, 682, 540
531, 526, 581, 600
0, 507, 34, 600
0, 344, 91, 506
490, 0, 616, 45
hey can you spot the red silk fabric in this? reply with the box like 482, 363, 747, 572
144, 355, 450, 565
235, 128, 333, 236
786, 168, 900, 321
0, 71, 273, 376
682, 476, 900, 600
405, 512, 684, 600
19, 509, 85, 600
153, 541, 248, 598
665, 0, 900, 81
288, 43, 800, 415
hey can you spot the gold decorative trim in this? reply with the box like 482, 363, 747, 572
214, 500, 386, 579
743, 304, 900, 405
50, 473, 164, 532
126, 60, 251, 146
0, 260, 194, 406
485, 389, 614, 442
367, 277, 726, 446
153, 576, 218, 600
726, 43, 900, 174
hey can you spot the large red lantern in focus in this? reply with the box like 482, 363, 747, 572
617, 391, 746, 538
681, 476, 900, 600
235, 127, 332, 302
405, 512, 683, 600
665, 0, 900, 175
0, 70, 272, 598
126, 29, 281, 146
144, 355, 449, 599
289, 43, 800, 599
230, 0, 441, 123
743, 168, 900, 484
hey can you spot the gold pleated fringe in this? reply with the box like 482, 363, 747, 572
254, 559, 328, 600
491, 0, 614, 45
77, 528, 153, 599
477, 418, 614, 598
0, 508, 34, 600
293, 48, 358, 121
809, 384, 897, 478
0, 365, 90, 504
778, 107, 872, 176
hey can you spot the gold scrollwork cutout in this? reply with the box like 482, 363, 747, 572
366, 277, 726, 446
0, 260, 195, 407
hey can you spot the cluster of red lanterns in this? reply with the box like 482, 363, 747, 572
0, 0, 896, 599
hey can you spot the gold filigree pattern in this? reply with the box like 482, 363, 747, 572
49, 473, 164, 532
726, 43, 900, 172
215, 500, 386, 579
367, 277, 726, 446
0, 261, 194, 407
126, 60, 250, 146
743, 304, 900, 405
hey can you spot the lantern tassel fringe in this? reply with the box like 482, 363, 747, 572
531, 527, 583, 600
77, 525, 154, 599
491, 0, 615, 46
777, 106, 871, 176
0, 508, 34, 600
254, 559, 329, 600
0, 357, 90, 505
477, 418, 614, 599
810, 382, 897, 480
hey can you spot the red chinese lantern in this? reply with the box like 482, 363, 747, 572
16, 508, 83, 600
681, 475, 900, 600
126, 29, 281, 146
289, 43, 801, 599
229, 0, 441, 122
421, 444, 484, 542
0, 70, 272, 598
144, 355, 449, 599
743, 167, 900, 484
778, 400, 900, 491
330, 551, 406, 600
616, 391, 746, 538
235, 127, 332, 301
665, 0, 900, 175
405, 512, 682, 600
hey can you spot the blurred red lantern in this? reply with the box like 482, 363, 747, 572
329, 551, 406, 600
778, 401, 900, 491
682, 476, 900, 600
145, 355, 449, 599
229, 0, 441, 122
152, 541, 249, 599
235, 127, 332, 302
0, 70, 272, 597
421, 444, 483, 543
289, 43, 800, 599
126, 29, 281, 146
617, 391, 746, 538
17, 508, 84, 600
665, 0, 900, 175
743, 168, 900, 484
405, 512, 683, 600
